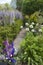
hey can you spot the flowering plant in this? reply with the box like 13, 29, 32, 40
0, 39, 16, 64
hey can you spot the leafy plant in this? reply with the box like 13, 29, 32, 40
18, 32, 43, 65
30, 11, 43, 24
0, 19, 23, 46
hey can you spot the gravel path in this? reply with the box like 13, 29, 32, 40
14, 28, 26, 50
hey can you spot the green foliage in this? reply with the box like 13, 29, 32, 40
30, 11, 39, 23
17, 0, 23, 10
17, 0, 43, 15
0, 5, 3, 10
18, 32, 43, 65
30, 11, 43, 23
4, 3, 12, 10
0, 19, 23, 46
0, 3, 12, 10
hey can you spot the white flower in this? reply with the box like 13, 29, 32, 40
10, 54, 12, 57
31, 29, 35, 32
38, 29, 42, 32
9, 60, 11, 62
25, 23, 29, 26
26, 28, 29, 31
31, 22, 35, 25
6, 57, 8, 60
29, 25, 33, 28
20, 26, 23, 29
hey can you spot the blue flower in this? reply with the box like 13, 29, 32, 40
11, 58, 16, 63
2, 40, 16, 63
11, 41, 14, 47
11, 48, 15, 56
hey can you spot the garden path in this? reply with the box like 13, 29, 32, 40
14, 28, 26, 50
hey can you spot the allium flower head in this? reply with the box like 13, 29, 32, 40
39, 29, 42, 32
31, 29, 35, 32
31, 22, 35, 25
26, 28, 29, 31
20, 26, 23, 29
29, 25, 33, 28
25, 23, 29, 26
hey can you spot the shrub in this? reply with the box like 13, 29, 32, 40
18, 32, 43, 65
0, 19, 23, 45
30, 11, 43, 24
